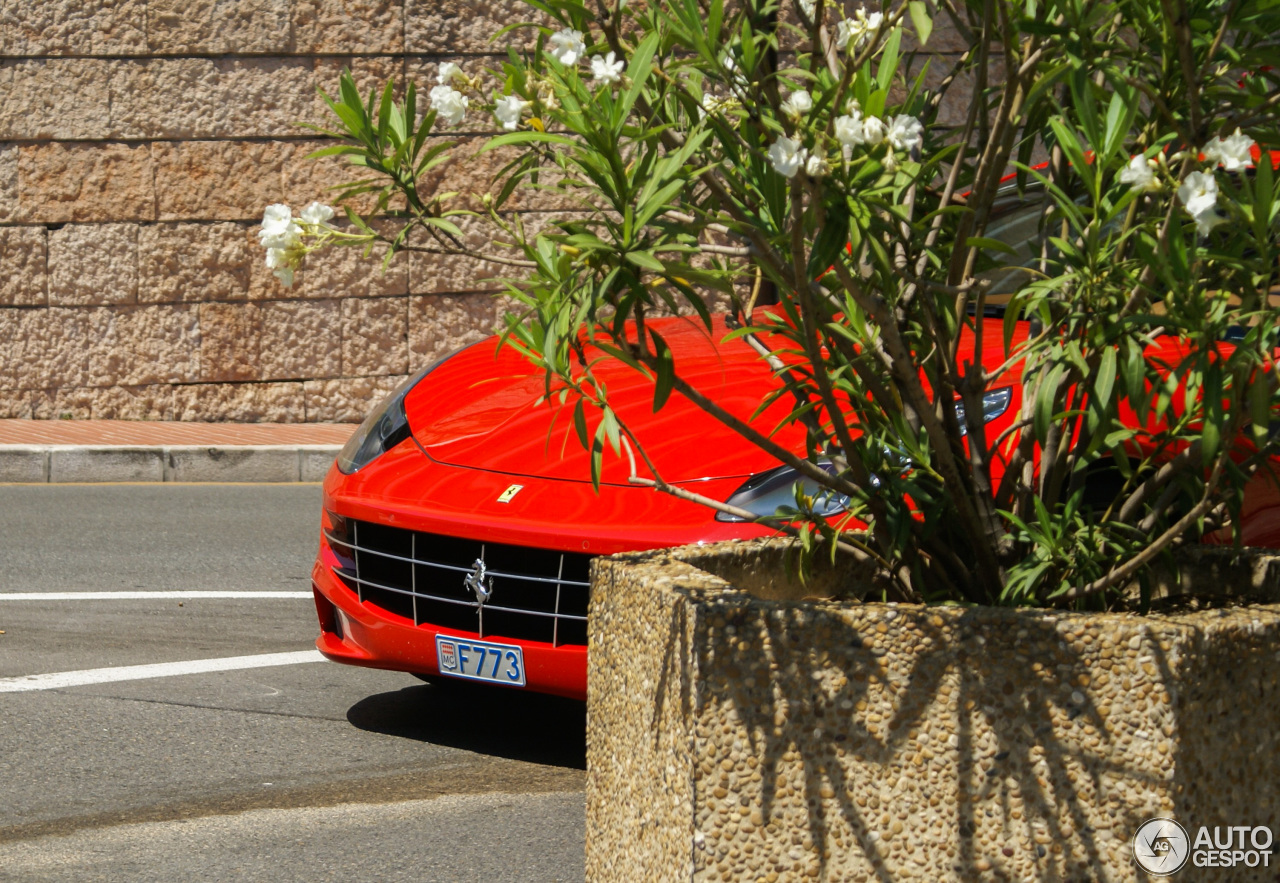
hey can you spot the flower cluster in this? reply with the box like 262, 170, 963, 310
1203, 128, 1255, 171
1113, 127, 1259, 235
835, 7, 883, 52
1115, 127, 1260, 235
780, 90, 813, 118
767, 94, 922, 179
1119, 155, 1158, 192
1178, 171, 1225, 235
258, 202, 335, 287
480, 31, 627, 134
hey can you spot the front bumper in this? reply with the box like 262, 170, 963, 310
311, 438, 769, 700
312, 556, 590, 699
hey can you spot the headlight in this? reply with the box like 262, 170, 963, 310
335, 371, 423, 474
716, 387, 1014, 522
953, 386, 1013, 436
716, 462, 850, 523
336, 345, 479, 474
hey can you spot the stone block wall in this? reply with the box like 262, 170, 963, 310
0, 2, 977, 422
0, 0, 549, 422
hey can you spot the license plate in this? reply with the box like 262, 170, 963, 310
435, 636, 526, 686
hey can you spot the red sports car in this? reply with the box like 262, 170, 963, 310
311, 305, 1280, 701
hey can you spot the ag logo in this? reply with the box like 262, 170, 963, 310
1133, 818, 1190, 876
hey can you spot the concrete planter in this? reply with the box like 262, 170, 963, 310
586, 540, 1280, 882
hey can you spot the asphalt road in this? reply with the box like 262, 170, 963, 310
0, 484, 586, 883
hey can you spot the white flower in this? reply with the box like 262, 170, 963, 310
767, 136, 807, 178
835, 111, 886, 152
780, 90, 813, 118
436, 62, 464, 86
798, 0, 817, 18
834, 112, 865, 147
494, 94, 529, 131
264, 247, 297, 288
590, 51, 624, 84
1178, 170, 1225, 234
299, 201, 335, 226
886, 114, 923, 153
835, 7, 883, 51
860, 115, 886, 146
1118, 155, 1158, 192
805, 153, 830, 178
721, 52, 748, 88
1203, 128, 1256, 172
429, 85, 468, 127
549, 28, 587, 65
258, 204, 301, 250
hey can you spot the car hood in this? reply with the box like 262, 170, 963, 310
404, 315, 799, 485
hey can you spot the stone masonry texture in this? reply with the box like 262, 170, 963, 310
588, 541, 1280, 882
0, 3, 974, 421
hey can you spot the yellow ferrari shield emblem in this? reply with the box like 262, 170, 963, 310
497, 484, 524, 503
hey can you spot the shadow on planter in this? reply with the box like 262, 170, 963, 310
586, 540, 1280, 882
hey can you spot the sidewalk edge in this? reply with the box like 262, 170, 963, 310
0, 445, 343, 483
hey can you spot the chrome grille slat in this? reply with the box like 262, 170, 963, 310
331, 568, 588, 621
327, 520, 592, 645
323, 530, 591, 587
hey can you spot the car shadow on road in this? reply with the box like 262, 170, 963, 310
346, 681, 587, 770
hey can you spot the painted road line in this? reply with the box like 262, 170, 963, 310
0, 591, 313, 601
0, 650, 327, 693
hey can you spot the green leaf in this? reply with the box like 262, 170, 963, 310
966, 236, 1018, 256
633, 178, 688, 231
572, 399, 590, 450
650, 329, 675, 411
1101, 88, 1135, 164
376, 79, 394, 146
619, 32, 660, 123
303, 144, 370, 160
907, 1, 933, 45
479, 131, 578, 153
419, 215, 464, 237
625, 250, 665, 272
1034, 363, 1064, 441
590, 439, 604, 493
1201, 365, 1223, 466
1094, 347, 1117, 411
1249, 373, 1271, 445
876, 29, 901, 93
808, 204, 851, 278
599, 409, 621, 455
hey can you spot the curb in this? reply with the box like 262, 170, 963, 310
0, 445, 343, 483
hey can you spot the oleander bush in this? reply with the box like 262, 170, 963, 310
270, 0, 1280, 607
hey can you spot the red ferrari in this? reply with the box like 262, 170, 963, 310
311, 301, 1280, 700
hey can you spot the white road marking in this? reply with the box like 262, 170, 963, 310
0, 591, 312, 601
0, 650, 327, 693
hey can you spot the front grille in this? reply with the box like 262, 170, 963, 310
326, 519, 592, 647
